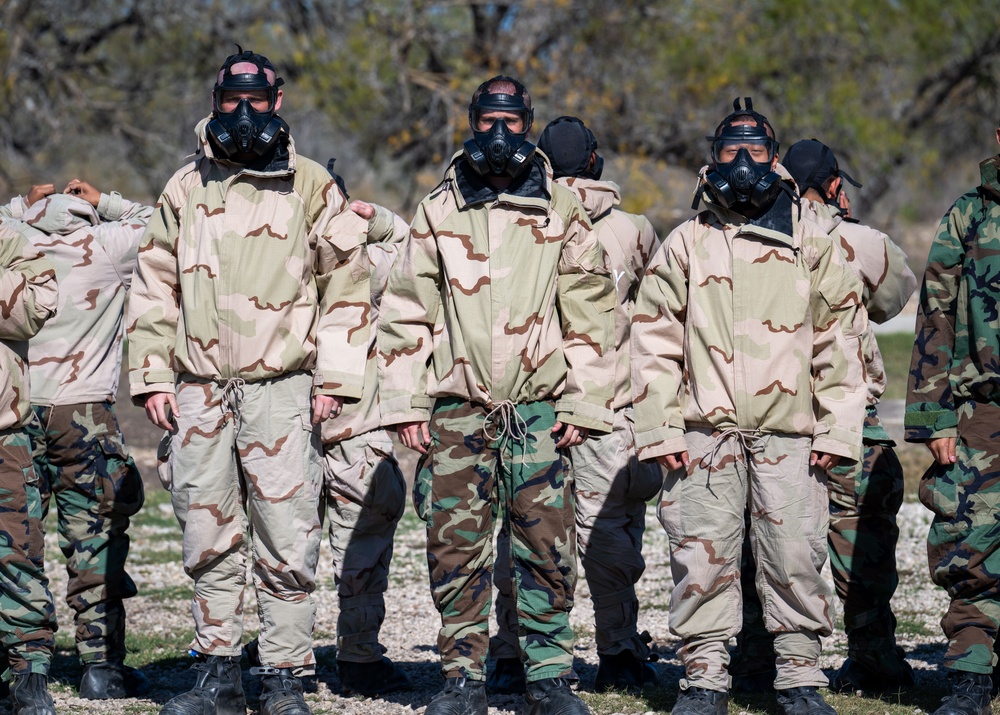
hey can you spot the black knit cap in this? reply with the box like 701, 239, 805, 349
538, 116, 598, 179
783, 139, 861, 194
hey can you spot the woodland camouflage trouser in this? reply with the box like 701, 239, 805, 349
322, 429, 406, 663
492, 406, 663, 661
413, 398, 576, 683
26, 402, 144, 665
0, 428, 56, 680
163, 372, 324, 676
920, 401, 1000, 674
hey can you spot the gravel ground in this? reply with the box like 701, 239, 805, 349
0, 389, 955, 713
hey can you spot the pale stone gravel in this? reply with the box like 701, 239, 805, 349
3, 470, 953, 714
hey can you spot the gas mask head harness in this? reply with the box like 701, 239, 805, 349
207, 46, 287, 160
700, 97, 782, 211
463, 76, 536, 178
782, 139, 862, 212
538, 116, 603, 180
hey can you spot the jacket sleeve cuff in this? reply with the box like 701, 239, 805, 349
634, 424, 687, 462
379, 394, 433, 426
97, 191, 124, 220
555, 399, 613, 433
312, 370, 364, 400
904, 405, 958, 442
129, 378, 176, 406
811, 425, 862, 462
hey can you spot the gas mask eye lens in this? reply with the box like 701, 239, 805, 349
217, 90, 272, 113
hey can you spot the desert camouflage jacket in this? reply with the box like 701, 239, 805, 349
805, 200, 917, 415
127, 117, 372, 401
559, 177, 659, 410
631, 166, 867, 462
378, 153, 616, 432
0, 223, 58, 430
905, 153, 1000, 441
4, 192, 151, 405
323, 205, 408, 443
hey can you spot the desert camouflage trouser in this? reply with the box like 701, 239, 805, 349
0, 428, 56, 679
322, 429, 405, 663
659, 428, 832, 692
493, 406, 662, 662
738, 407, 905, 657
26, 402, 144, 665
162, 372, 323, 676
920, 401, 1000, 675
413, 398, 576, 683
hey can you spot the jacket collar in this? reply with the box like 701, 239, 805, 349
558, 177, 620, 220
449, 152, 552, 210
979, 154, 1000, 203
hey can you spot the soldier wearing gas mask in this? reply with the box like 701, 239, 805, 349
631, 99, 868, 715
379, 77, 616, 715
128, 47, 375, 715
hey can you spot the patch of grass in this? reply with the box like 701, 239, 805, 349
133, 487, 181, 531
140, 584, 194, 602
128, 547, 185, 565
875, 332, 915, 401
895, 615, 934, 636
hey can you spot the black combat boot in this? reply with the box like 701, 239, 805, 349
79, 658, 151, 699
593, 650, 659, 692
8, 673, 56, 715
425, 677, 488, 715
337, 657, 410, 696
932, 672, 993, 715
486, 657, 526, 695
775, 686, 837, 715
671, 686, 729, 715
830, 617, 914, 694
255, 667, 312, 715
525, 678, 590, 715
160, 655, 246, 715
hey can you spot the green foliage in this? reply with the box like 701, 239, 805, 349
876, 331, 917, 401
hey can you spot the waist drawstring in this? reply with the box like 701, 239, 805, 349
483, 400, 528, 473
704, 427, 764, 489
220, 377, 246, 428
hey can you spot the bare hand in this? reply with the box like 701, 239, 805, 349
552, 421, 589, 448
656, 451, 690, 470
26, 184, 56, 206
928, 437, 957, 466
397, 421, 431, 454
311, 394, 343, 424
810, 451, 842, 472
144, 392, 179, 430
64, 179, 101, 207
350, 200, 375, 220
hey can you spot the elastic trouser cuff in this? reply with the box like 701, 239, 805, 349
525, 665, 575, 684
591, 586, 637, 610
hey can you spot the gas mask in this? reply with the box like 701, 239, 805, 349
205, 47, 287, 161
704, 146, 782, 210
701, 97, 783, 211
463, 77, 536, 178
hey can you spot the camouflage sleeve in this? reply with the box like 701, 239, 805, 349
904, 198, 969, 441
809, 234, 867, 461
0, 227, 58, 341
0, 195, 27, 220
636, 215, 660, 271
94, 192, 154, 289
126, 185, 182, 400
312, 183, 372, 400
366, 204, 409, 246
553, 202, 615, 432
377, 200, 441, 426
860, 229, 917, 324
630, 228, 689, 461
